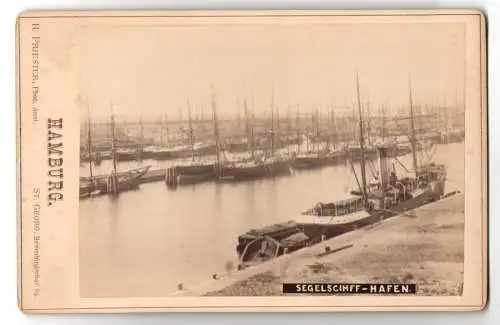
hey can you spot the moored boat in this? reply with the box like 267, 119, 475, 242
295, 164, 446, 240
177, 172, 216, 185
236, 220, 302, 256
79, 165, 151, 199
79, 180, 107, 199
218, 157, 292, 182
347, 145, 378, 161
291, 151, 345, 170
142, 145, 176, 160
193, 142, 218, 156
165, 161, 217, 188
239, 231, 311, 266
115, 148, 141, 162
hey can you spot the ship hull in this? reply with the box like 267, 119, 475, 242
79, 166, 151, 199
299, 180, 445, 241
115, 151, 140, 162
141, 148, 175, 160
177, 172, 217, 185
152, 151, 175, 160
292, 153, 345, 170
175, 164, 216, 175
219, 160, 292, 182
165, 163, 217, 187
195, 144, 218, 156
224, 142, 249, 153
236, 178, 445, 264
236, 221, 302, 256
348, 146, 413, 162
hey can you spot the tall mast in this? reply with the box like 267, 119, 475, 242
380, 105, 386, 139
315, 108, 320, 152
159, 114, 164, 146
314, 108, 318, 153
244, 97, 249, 139
237, 102, 241, 129
244, 96, 254, 158
211, 88, 221, 174
443, 100, 449, 140
250, 106, 255, 159
287, 105, 292, 155
187, 98, 195, 161
276, 105, 280, 153
325, 107, 331, 150
110, 106, 117, 175
165, 112, 170, 145
200, 105, 206, 132
250, 93, 255, 159
270, 90, 275, 156
86, 105, 93, 179
296, 107, 300, 153
351, 110, 357, 146
330, 105, 337, 151
355, 71, 368, 204
366, 101, 371, 145
139, 115, 144, 160
140, 116, 144, 143
408, 77, 418, 177
314, 107, 320, 153
310, 109, 315, 153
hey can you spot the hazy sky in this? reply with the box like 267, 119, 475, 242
77, 21, 465, 121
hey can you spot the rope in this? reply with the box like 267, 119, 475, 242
394, 156, 411, 173
369, 160, 378, 179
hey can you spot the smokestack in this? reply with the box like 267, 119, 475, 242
377, 146, 390, 189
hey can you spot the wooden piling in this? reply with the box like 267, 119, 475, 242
165, 166, 179, 188
106, 172, 119, 195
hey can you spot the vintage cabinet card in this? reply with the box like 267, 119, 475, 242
16, 9, 487, 312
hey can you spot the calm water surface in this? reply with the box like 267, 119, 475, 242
79, 143, 464, 297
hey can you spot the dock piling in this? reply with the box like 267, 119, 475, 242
165, 166, 179, 188
106, 172, 119, 195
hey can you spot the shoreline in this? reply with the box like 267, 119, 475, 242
176, 193, 464, 297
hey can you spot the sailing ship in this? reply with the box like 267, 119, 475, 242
216, 94, 292, 182
79, 109, 151, 199
164, 99, 218, 188
291, 108, 346, 170
218, 156, 292, 182
291, 150, 346, 170
142, 145, 177, 160
79, 107, 103, 199
80, 113, 103, 166
236, 74, 447, 267
115, 148, 141, 162
142, 113, 184, 160
79, 166, 151, 199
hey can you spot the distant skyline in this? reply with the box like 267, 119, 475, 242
77, 20, 465, 122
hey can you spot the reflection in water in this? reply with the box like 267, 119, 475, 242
79, 143, 464, 297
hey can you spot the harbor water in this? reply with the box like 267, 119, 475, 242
79, 142, 464, 297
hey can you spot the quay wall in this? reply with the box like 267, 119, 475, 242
175, 193, 464, 297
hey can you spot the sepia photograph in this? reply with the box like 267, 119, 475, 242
16, 10, 486, 312
77, 17, 465, 298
